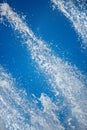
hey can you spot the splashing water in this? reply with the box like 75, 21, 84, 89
0, 3, 87, 130
0, 65, 64, 130
51, 0, 87, 48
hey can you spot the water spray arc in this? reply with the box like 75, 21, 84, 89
0, 3, 87, 130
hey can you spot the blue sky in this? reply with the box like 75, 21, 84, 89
0, 0, 87, 98
0, 1, 87, 129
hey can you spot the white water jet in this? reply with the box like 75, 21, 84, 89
0, 65, 64, 130
0, 3, 87, 129
51, 0, 87, 48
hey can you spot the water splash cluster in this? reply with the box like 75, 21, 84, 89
0, 3, 87, 130
0, 65, 64, 130
51, 0, 87, 48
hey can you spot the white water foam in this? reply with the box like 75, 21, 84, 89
51, 0, 87, 48
0, 65, 64, 130
0, 3, 87, 129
